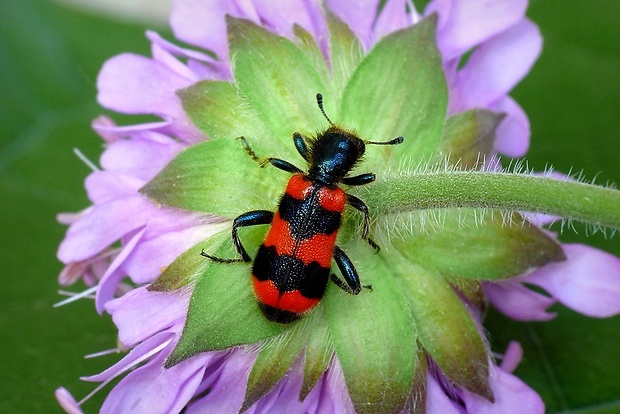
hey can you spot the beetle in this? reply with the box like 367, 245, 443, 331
202, 93, 403, 323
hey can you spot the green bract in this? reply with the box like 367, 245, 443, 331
140, 14, 619, 414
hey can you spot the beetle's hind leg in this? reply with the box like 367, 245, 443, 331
201, 210, 274, 263
331, 246, 362, 295
346, 194, 381, 253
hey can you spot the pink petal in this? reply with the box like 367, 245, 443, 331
252, 0, 325, 40
96, 54, 204, 142
327, 0, 380, 49
526, 244, 620, 317
151, 42, 201, 83
100, 345, 212, 414
97, 53, 189, 115
122, 222, 226, 283
170, 0, 259, 67
463, 367, 544, 414
426, 372, 464, 414
453, 19, 541, 111
246, 355, 305, 413
92, 116, 173, 138
424, 0, 451, 31
95, 227, 146, 312
55, 387, 84, 414
490, 96, 530, 157
499, 341, 523, 374
91, 115, 125, 143
58, 249, 116, 286
57, 196, 155, 263
303, 357, 356, 414
85, 171, 144, 204
146, 30, 219, 80
430, 0, 528, 59
58, 261, 91, 286
106, 286, 190, 346
57, 209, 88, 225
484, 280, 557, 321
186, 348, 256, 413
139, 209, 212, 241
372, 0, 418, 42
99, 132, 183, 181
83, 331, 173, 382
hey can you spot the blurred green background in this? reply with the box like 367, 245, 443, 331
0, 0, 618, 412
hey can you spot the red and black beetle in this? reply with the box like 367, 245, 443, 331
203, 94, 403, 323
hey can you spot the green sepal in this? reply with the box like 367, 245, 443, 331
439, 110, 506, 169
390, 253, 493, 400
392, 211, 566, 280
340, 14, 447, 170
324, 239, 417, 414
140, 137, 289, 217
300, 313, 334, 400
292, 24, 330, 88
178, 80, 241, 139
407, 350, 428, 414
148, 225, 229, 292
178, 80, 289, 157
166, 226, 287, 367
242, 320, 309, 411
326, 11, 363, 101
227, 16, 328, 152
447, 278, 487, 313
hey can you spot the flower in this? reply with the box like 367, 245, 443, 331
55, 0, 620, 413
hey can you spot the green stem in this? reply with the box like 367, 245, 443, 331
365, 172, 620, 230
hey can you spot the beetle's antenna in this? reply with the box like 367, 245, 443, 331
365, 136, 404, 146
316, 93, 335, 126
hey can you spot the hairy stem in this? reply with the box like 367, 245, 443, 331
366, 172, 620, 230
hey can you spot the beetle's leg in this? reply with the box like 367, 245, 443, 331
346, 194, 380, 252
237, 136, 303, 174
342, 173, 375, 186
330, 246, 362, 295
201, 210, 274, 263
200, 250, 242, 263
237, 136, 262, 163
267, 158, 304, 174
293, 132, 311, 162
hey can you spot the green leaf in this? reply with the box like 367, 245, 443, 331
148, 226, 229, 292
166, 226, 287, 366
439, 110, 506, 169
340, 15, 447, 170
324, 240, 417, 414
140, 137, 289, 217
227, 16, 328, 154
392, 212, 565, 280
390, 254, 493, 399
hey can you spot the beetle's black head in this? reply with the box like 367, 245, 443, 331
307, 93, 404, 185
308, 127, 365, 184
